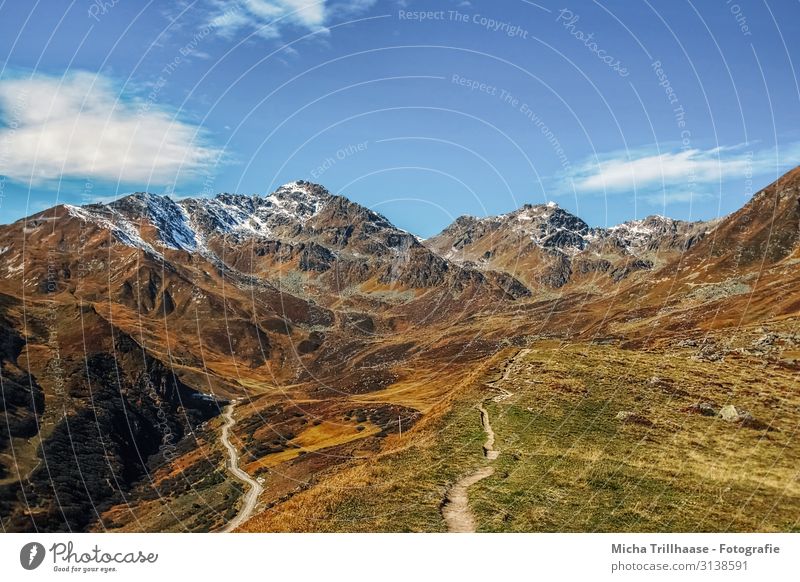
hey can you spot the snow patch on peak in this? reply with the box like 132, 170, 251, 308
108, 192, 199, 252
171, 181, 332, 244
610, 221, 655, 235
610, 215, 676, 236
267, 180, 331, 223
65, 203, 164, 258
603, 215, 683, 253
181, 196, 264, 240
276, 180, 317, 193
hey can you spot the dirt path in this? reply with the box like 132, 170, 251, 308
441, 348, 529, 532
442, 405, 499, 532
488, 347, 530, 401
441, 464, 495, 532
478, 404, 498, 461
219, 402, 263, 533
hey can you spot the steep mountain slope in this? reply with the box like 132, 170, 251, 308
672, 165, 800, 273
583, 167, 800, 338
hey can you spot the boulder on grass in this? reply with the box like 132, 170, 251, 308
719, 405, 740, 422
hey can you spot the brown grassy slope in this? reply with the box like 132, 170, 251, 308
239, 325, 798, 533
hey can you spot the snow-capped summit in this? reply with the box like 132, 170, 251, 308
180, 181, 332, 242
263, 180, 332, 223
444, 202, 591, 254
61, 181, 429, 268
61, 182, 334, 258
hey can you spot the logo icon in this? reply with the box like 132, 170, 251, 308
20, 542, 46, 570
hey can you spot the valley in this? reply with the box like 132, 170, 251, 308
0, 170, 798, 533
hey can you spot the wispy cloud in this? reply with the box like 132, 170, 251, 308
0, 71, 222, 185
204, 0, 377, 39
566, 143, 800, 202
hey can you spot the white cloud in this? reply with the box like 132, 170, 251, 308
0, 71, 221, 185
204, 0, 376, 39
568, 144, 800, 200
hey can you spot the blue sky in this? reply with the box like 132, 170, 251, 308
1, 0, 799, 236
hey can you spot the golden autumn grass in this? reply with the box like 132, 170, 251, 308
469, 339, 800, 532
239, 323, 800, 532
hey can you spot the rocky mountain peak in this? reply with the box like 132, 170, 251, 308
426, 197, 723, 289
58, 182, 425, 266
599, 214, 713, 253
440, 202, 591, 254
510, 203, 589, 243
266, 180, 333, 220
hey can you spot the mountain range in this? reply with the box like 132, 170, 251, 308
0, 168, 798, 532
